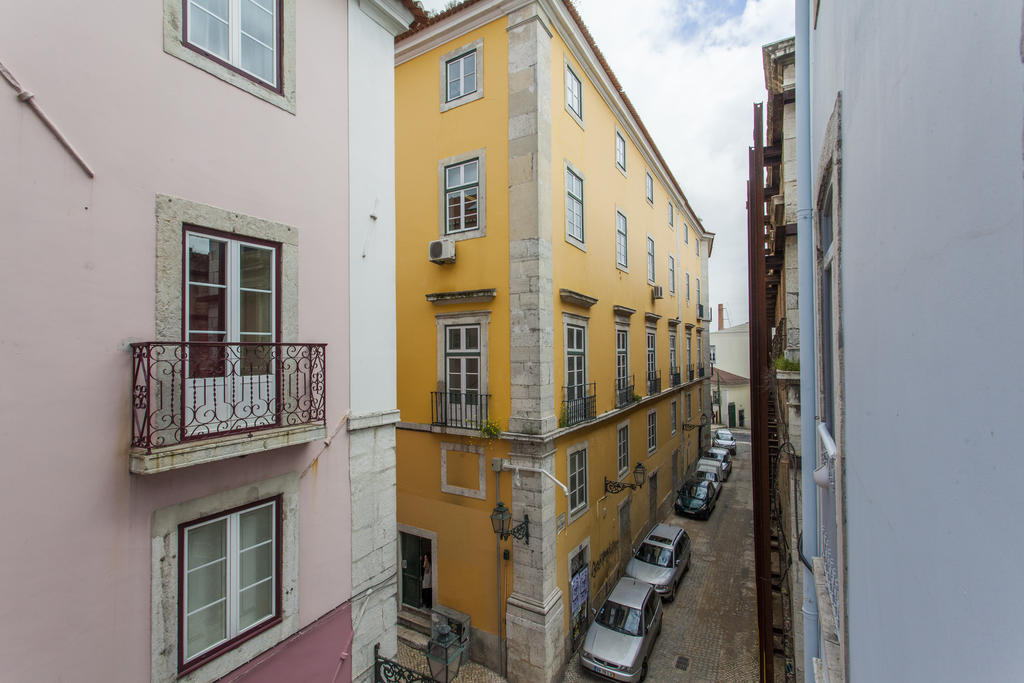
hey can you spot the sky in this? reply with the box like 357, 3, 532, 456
416, 0, 795, 327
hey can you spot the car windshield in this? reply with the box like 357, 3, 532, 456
595, 600, 642, 636
635, 542, 672, 568
699, 471, 716, 482
717, 430, 732, 439
685, 483, 709, 500
708, 452, 725, 462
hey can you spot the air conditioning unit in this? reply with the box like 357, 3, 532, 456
651, 284, 664, 300
428, 238, 456, 264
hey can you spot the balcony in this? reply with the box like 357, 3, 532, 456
130, 342, 327, 474
615, 376, 637, 408
561, 383, 597, 427
647, 370, 661, 395
697, 303, 712, 322
698, 365, 706, 378
431, 390, 491, 430
687, 363, 695, 382
670, 366, 681, 387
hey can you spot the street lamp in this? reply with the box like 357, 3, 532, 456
604, 462, 647, 494
425, 622, 464, 682
490, 501, 530, 544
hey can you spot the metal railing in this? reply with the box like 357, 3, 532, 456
431, 390, 490, 429
615, 376, 636, 408
698, 365, 706, 378
687, 363, 695, 381
647, 370, 661, 395
670, 366, 681, 387
130, 341, 327, 452
561, 383, 597, 427
697, 303, 705, 319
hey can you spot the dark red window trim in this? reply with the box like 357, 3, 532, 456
180, 0, 286, 96
176, 494, 285, 676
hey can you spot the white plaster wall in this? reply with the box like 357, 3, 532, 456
809, 1, 1024, 679
0, 1, 353, 679
709, 323, 750, 378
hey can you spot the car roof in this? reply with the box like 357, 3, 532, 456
707, 447, 728, 455
608, 576, 653, 608
642, 523, 685, 548
716, 428, 732, 435
696, 459, 719, 468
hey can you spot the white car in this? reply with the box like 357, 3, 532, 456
712, 428, 737, 454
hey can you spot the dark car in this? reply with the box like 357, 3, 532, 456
674, 479, 718, 519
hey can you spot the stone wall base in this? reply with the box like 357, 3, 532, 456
505, 589, 565, 683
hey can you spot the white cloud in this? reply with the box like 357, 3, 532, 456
415, 0, 794, 326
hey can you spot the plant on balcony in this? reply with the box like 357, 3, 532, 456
479, 417, 502, 441
774, 357, 800, 371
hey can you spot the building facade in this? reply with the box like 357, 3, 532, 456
0, 1, 415, 681
394, 2, 712, 680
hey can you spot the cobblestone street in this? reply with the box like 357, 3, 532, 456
567, 435, 758, 682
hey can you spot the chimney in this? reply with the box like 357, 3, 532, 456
718, 303, 724, 330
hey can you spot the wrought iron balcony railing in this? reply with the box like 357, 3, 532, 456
687, 363, 695, 381
615, 376, 636, 408
698, 365, 706, 378
647, 370, 661, 395
131, 342, 327, 453
431, 390, 490, 429
562, 383, 597, 427
670, 366, 681, 387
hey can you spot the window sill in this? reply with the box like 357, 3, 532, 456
130, 423, 326, 475
440, 90, 484, 113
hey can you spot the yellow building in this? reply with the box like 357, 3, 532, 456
394, 2, 713, 680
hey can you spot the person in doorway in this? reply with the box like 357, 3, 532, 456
421, 554, 432, 609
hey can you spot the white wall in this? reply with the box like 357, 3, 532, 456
810, 1, 1024, 679
709, 323, 750, 378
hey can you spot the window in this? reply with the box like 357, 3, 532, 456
616, 329, 629, 385
646, 330, 656, 379
616, 211, 628, 268
180, 497, 280, 671
669, 331, 677, 371
565, 64, 583, 120
686, 393, 692, 419
184, 0, 281, 88
668, 202, 674, 227
686, 334, 692, 367
696, 277, 701, 306
617, 424, 630, 477
685, 272, 691, 301
646, 237, 655, 283
647, 411, 657, 452
670, 400, 678, 434
684, 224, 689, 244
446, 51, 477, 102
668, 255, 676, 294
696, 237, 700, 257
645, 172, 654, 203
445, 324, 480, 398
566, 168, 584, 244
566, 324, 586, 399
444, 158, 479, 234
615, 132, 626, 171
820, 184, 836, 431
697, 334, 703, 366
435, 312, 490, 427
568, 447, 588, 515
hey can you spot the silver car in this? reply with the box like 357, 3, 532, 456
625, 523, 692, 601
713, 428, 737, 454
693, 468, 722, 498
580, 577, 663, 682
700, 447, 732, 481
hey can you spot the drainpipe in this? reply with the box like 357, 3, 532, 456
796, 0, 820, 678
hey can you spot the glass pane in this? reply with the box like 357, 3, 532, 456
463, 53, 476, 78
248, 0, 274, 11
465, 357, 479, 374
464, 327, 478, 350
240, 505, 274, 548
186, 561, 226, 612
188, 1, 229, 60
447, 79, 460, 101
239, 580, 273, 631
447, 193, 462, 231
463, 161, 478, 185
463, 198, 478, 229
447, 328, 461, 351
446, 166, 461, 189
187, 602, 226, 659
241, 0, 275, 46
187, 520, 227, 570
463, 72, 476, 95
240, 245, 273, 290
240, 291, 272, 335
241, 35, 274, 84
240, 543, 273, 588
189, 284, 226, 333
239, 337, 273, 376
465, 371, 478, 392
189, 236, 226, 285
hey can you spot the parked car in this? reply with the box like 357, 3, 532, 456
674, 479, 718, 519
625, 523, 691, 601
693, 468, 722, 498
579, 576, 664, 682
712, 428, 737, 454
700, 447, 732, 481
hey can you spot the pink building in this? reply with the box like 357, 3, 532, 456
0, 0, 420, 680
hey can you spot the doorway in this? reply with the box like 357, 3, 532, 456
568, 543, 590, 651
400, 531, 432, 610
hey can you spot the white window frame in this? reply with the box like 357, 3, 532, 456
568, 444, 589, 520
564, 316, 589, 399
616, 210, 629, 270
647, 410, 657, 454
684, 223, 689, 245
616, 420, 630, 478
670, 400, 678, 435
445, 51, 477, 102
685, 272, 691, 301
696, 277, 701, 307
645, 172, 654, 204
565, 163, 585, 248
646, 328, 657, 380
184, 0, 280, 88
615, 130, 627, 172
669, 331, 677, 372
686, 334, 692, 367
616, 326, 629, 387
435, 311, 490, 395
565, 60, 584, 125
646, 236, 655, 283
439, 39, 484, 111
668, 202, 674, 227
437, 149, 486, 240
686, 393, 692, 419
444, 158, 480, 235
668, 255, 676, 294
